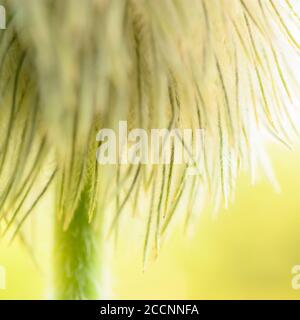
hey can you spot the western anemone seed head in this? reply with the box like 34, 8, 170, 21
1, 0, 300, 299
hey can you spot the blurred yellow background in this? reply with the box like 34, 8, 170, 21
1, 144, 300, 300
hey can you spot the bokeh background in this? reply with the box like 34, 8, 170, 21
1, 143, 300, 300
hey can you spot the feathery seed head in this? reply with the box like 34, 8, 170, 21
1, 0, 300, 260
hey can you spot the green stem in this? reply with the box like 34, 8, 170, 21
53, 185, 102, 300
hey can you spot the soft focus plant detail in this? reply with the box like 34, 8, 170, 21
1, 0, 300, 299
